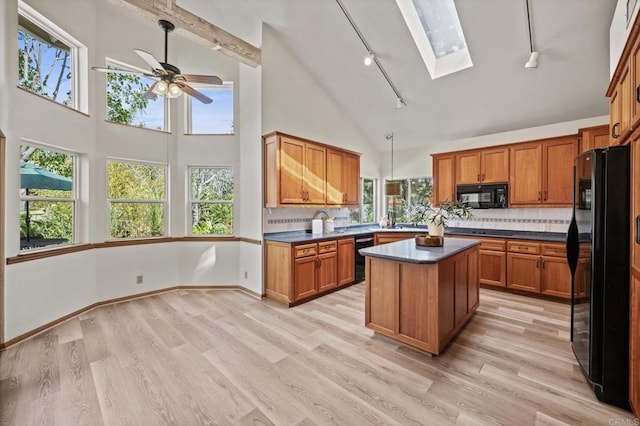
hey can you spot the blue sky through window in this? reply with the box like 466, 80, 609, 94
190, 87, 234, 134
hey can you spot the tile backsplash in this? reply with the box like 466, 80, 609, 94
263, 207, 572, 234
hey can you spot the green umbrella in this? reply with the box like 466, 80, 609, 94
20, 162, 72, 243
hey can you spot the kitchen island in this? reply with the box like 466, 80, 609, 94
359, 237, 480, 355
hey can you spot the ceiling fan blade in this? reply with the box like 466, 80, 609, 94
179, 74, 223, 85
142, 81, 159, 100
134, 49, 165, 73
91, 66, 155, 78
176, 82, 213, 104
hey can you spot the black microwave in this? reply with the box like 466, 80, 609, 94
456, 183, 508, 209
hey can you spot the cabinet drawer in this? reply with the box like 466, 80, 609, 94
295, 243, 318, 258
540, 243, 566, 257
318, 240, 337, 254
477, 238, 506, 252
507, 241, 540, 254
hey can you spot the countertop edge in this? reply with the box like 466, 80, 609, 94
359, 238, 481, 264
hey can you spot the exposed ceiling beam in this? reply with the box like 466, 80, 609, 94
107, 0, 261, 67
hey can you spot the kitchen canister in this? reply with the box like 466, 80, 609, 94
323, 217, 335, 233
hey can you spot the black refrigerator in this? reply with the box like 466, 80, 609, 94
566, 145, 630, 410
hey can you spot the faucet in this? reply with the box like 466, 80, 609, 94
313, 210, 329, 220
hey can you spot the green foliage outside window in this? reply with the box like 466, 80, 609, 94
349, 178, 376, 224
108, 161, 166, 239
386, 177, 433, 224
190, 167, 234, 235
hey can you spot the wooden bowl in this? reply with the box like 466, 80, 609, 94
415, 234, 444, 247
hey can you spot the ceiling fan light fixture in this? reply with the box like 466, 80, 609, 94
364, 52, 374, 66
167, 82, 182, 98
152, 79, 169, 95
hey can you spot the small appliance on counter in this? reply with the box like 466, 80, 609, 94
323, 217, 335, 233
456, 183, 507, 208
311, 219, 323, 235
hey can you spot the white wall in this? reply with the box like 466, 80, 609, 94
1, 0, 258, 341
610, 0, 640, 77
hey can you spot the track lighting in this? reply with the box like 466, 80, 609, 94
364, 52, 374, 66
524, 0, 539, 69
396, 98, 406, 109
525, 51, 539, 68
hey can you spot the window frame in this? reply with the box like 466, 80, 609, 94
17, 0, 88, 112
187, 165, 235, 236
106, 158, 168, 240
104, 58, 170, 132
384, 176, 433, 223
19, 142, 78, 251
349, 177, 377, 224
184, 82, 235, 135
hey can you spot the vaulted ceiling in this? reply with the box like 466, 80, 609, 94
178, 0, 616, 151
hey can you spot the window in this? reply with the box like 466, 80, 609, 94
17, 1, 87, 110
106, 60, 167, 131
349, 178, 377, 224
189, 167, 234, 235
107, 160, 167, 239
385, 177, 433, 223
185, 84, 234, 134
20, 144, 76, 250
395, 0, 472, 79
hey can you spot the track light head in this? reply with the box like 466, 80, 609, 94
364, 52, 374, 66
525, 51, 539, 68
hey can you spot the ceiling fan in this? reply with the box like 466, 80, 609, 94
92, 19, 222, 104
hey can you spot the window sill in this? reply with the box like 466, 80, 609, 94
104, 119, 170, 134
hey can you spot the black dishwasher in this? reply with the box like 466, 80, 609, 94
354, 233, 374, 282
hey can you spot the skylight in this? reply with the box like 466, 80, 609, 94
396, 0, 473, 79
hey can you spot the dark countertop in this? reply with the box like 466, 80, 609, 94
263, 225, 568, 244
358, 238, 481, 264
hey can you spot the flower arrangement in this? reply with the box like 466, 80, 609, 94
409, 199, 473, 228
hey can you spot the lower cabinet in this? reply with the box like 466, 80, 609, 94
506, 241, 574, 298
265, 237, 355, 306
478, 238, 506, 288
374, 232, 416, 245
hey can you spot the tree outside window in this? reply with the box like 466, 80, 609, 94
108, 160, 167, 239
349, 178, 376, 224
385, 177, 433, 223
20, 145, 75, 250
190, 167, 234, 235
106, 61, 167, 131
18, 14, 73, 107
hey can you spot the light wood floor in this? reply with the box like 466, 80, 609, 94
0, 284, 636, 425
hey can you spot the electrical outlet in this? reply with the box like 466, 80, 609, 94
136, 275, 143, 284
244, 271, 248, 279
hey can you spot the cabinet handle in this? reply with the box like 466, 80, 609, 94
536, 259, 540, 268
636, 216, 640, 244
543, 191, 547, 201
612, 122, 620, 139
538, 191, 541, 201
343, 193, 346, 202
477, 174, 481, 182
541, 259, 545, 269
481, 174, 485, 181
636, 85, 640, 103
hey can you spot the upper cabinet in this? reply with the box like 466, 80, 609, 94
578, 124, 610, 153
432, 153, 455, 206
455, 147, 509, 185
509, 136, 577, 206
327, 149, 360, 205
264, 132, 361, 208
610, 62, 632, 144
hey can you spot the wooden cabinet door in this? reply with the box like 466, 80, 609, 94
343, 152, 360, 205
542, 137, 577, 205
610, 87, 621, 146
280, 137, 306, 204
432, 154, 456, 205
506, 253, 540, 293
337, 238, 355, 286
304, 143, 326, 204
579, 125, 610, 153
632, 37, 640, 130
479, 250, 506, 287
630, 272, 640, 416
317, 252, 337, 292
619, 62, 632, 143
509, 143, 542, 205
455, 151, 481, 184
326, 149, 344, 205
481, 147, 509, 183
540, 256, 572, 298
293, 256, 318, 301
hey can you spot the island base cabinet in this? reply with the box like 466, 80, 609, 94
365, 246, 479, 355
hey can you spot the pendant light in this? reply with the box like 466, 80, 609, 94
385, 133, 401, 196
524, 0, 539, 69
